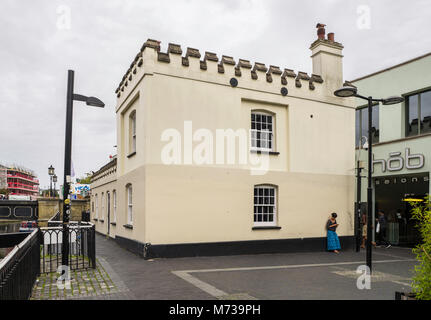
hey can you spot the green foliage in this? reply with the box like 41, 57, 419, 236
0, 188, 10, 195
411, 196, 431, 300
76, 176, 92, 185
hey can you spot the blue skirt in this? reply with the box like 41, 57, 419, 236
327, 230, 341, 251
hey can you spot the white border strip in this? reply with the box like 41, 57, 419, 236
175, 259, 415, 274
172, 271, 228, 298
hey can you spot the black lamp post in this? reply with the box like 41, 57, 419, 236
61, 70, 105, 267
334, 86, 404, 274
355, 160, 364, 253
48, 165, 55, 197
53, 174, 57, 197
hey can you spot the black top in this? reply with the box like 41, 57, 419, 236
378, 215, 387, 230
327, 219, 337, 232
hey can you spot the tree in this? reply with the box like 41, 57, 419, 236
411, 196, 431, 300
0, 188, 10, 196
76, 175, 92, 184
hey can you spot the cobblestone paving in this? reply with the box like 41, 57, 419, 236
30, 257, 135, 300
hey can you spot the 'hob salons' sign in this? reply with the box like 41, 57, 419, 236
372, 148, 425, 173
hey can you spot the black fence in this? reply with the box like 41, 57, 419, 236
0, 214, 96, 299
0, 200, 38, 221
0, 230, 40, 300
40, 222, 96, 273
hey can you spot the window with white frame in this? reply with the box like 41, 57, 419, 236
101, 192, 104, 220
113, 190, 117, 223
127, 185, 133, 225
106, 191, 110, 222
129, 111, 136, 154
251, 111, 274, 151
253, 185, 277, 226
95, 194, 98, 218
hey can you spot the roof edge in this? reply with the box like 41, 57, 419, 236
351, 51, 431, 83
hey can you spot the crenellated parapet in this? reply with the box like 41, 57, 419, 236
115, 39, 326, 100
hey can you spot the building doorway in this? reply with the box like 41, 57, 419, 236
374, 172, 429, 247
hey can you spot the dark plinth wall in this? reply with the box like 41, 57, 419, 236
113, 235, 355, 259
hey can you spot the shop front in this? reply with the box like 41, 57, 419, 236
374, 172, 429, 246
356, 142, 431, 248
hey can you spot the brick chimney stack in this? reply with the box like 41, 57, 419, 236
310, 23, 344, 97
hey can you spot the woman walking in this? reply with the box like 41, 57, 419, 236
361, 212, 376, 249
326, 212, 341, 254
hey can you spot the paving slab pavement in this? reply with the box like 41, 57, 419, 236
95, 234, 417, 300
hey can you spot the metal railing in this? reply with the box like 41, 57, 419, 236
0, 218, 96, 299
40, 222, 96, 273
7, 182, 39, 192
7, 173, 39, 184
0, 229, 40, 300
0, 200, 38, 220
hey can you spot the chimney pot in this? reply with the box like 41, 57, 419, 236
316, 23, 326, 40
328, 33, 335, 42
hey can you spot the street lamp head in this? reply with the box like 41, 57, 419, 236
53, 174, 57, 183
382, 96, 404, 105
361, 136, 369, 150
362, 140, 369, 150
334, 86, 358, 98
48, 165, 55, 176
86, 96, 105, 108
73, 94, 104, 107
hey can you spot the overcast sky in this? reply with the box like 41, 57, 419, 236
1, 0, 431, 189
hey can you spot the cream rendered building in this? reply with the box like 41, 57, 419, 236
91, 25, 356, 258
91, 157, 117, 235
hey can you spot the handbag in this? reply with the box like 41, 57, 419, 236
376, 222, 380, 234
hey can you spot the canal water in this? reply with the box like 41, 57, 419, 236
0, 221, 21, 260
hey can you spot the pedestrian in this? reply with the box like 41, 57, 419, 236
361, 212, 376, 249
376, 210, 391, 248
326, 212, 341, 254
361, 212, 367, 249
